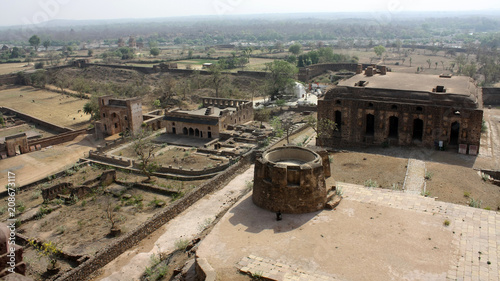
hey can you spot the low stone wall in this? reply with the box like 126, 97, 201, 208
134, 160, 231, 176
42, 182, 73, 201
0, 107, 72, 134
290, 105, 318, 113
95, 138, 129, 153
88, 151, 131, 167
28, 129, 90, 148
42, 170, 116, 201
116, 181, 179, 197
55, 151, 254, 281
482, 87, 500, 106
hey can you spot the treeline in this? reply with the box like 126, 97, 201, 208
2, 16, 500, 46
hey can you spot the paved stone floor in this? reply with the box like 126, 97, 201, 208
403, 159, 426, 195
233, 183, 500, 281
337, 182, 500, 281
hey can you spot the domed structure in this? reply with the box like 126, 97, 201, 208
252, 146, 331, 214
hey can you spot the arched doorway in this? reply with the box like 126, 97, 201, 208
189, 128, 194, 136
195, 129, 200, 137
366, 114, 375, 136
172, 127, 176, 134
413, 119, 423, 141
450, 121, 460, 145
388, 116, 399, 138
183, 127, 188, 135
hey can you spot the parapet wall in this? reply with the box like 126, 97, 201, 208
55, 151, 253, 281
0, 107, 73, 134
28, 129, 90, 148
253, 146, 328, 214
298, 63, 377, 82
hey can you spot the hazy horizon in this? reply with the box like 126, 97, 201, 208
1, 0, 500, 27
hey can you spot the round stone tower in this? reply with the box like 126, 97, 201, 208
252, 146, 329, 214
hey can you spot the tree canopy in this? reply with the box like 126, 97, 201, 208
265, 60, 298, 100
29, 35, 41, 51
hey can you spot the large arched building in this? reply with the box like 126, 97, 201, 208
317, 67, 483, 154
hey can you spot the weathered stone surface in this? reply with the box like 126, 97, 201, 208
252, 146, 329, 214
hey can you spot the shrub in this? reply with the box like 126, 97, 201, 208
463, 191, 470, 198
174, 238, 190, 251
364, 179, 378, 188
443, 220, 450, 226
31, 190, 42, 200
469, 197, 482, 208
34, 62, 44, 69
425, 172, 433, 180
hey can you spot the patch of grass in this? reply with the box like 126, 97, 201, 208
481, 173, 490, 181
335, 187, 344, 196
421, 190, 431, 197
0, 207, 5, 215
391, 183, 401, 190
198, 218, 213, 232
171, 191, 184, 202
148, 197, 166, 208
31, 190, 42, 200
425, 171, 433, 180
364, 179, 378, 188
55, 225, 66, 235
463, 191, 470, 198
251, 271, 264, 280
481, 120, 487, 133
16, 201, 26, 213
81, 200, 87, 207
469, 197, 482, 208
52, 199, 64, 205
36, 206, 52, 219
484, 206, 491, 211
174, 238, 190, 251
443, 220, 450, 226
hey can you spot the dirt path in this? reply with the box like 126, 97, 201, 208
94, 165, 255, 281
0, 134, 99, 187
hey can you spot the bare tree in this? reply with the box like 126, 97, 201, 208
306, 115, 337, 147
132, 129, 159, 182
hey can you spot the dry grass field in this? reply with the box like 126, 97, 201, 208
0, 86, 90, 129
0, 62, 34, 75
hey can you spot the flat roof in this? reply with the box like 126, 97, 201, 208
176, 107, 236, 117
339, 72, 475, 97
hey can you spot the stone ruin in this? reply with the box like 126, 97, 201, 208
0, 223, 29, 279
252, 146, 338, 214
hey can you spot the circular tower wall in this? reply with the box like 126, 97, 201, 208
252, 146, 328, 214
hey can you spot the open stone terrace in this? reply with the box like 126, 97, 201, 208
197, 181, 500, 281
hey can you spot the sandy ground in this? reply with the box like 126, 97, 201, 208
197, 193, 454, 281
0, 86, 91, 129
93, 165, 255, 281
0, 134, 98, 187
0, 63, 34, 75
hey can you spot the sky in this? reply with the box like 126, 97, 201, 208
1, 0, 500, 26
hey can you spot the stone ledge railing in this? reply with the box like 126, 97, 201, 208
55, 151, 254, 281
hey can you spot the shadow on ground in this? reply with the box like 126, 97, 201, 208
228, 196, 320, 234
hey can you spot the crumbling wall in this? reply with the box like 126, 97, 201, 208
0, 107, 72, 134
28, 129, 89, 148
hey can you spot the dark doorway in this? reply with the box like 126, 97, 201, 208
388, 116, 399, 138
200, 131, 203, 138
413, 119, 424, 141
335, 111, 342, 132
366, 114, 375, 135
183, 127, 188, 135
208, 132, 212, 138
189, 128, 194, 136
195, 129, 200, 137
450, 121, 460, 145
172, 127, 176, 134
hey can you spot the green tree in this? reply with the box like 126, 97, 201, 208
10, 47, 21, 59
265, 60, 298, 100
83, 101, 100, 121
426, 59, 432, 69
88, 49, 94, 57
42, 39, 51, 51
29, 35, 41, 52
288, 43, 302, 55
276, 99, 286, 110
373, 45, 386, 58
150, 47, 160, 57
254, 108, 271, 127
30, 70, 46, 88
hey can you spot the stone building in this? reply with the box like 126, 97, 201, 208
1, 133, 29, 157
97, 96, 143, 137
252, 146, 331, 214
163, 97, 254, 139
317, 67, 483, 153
